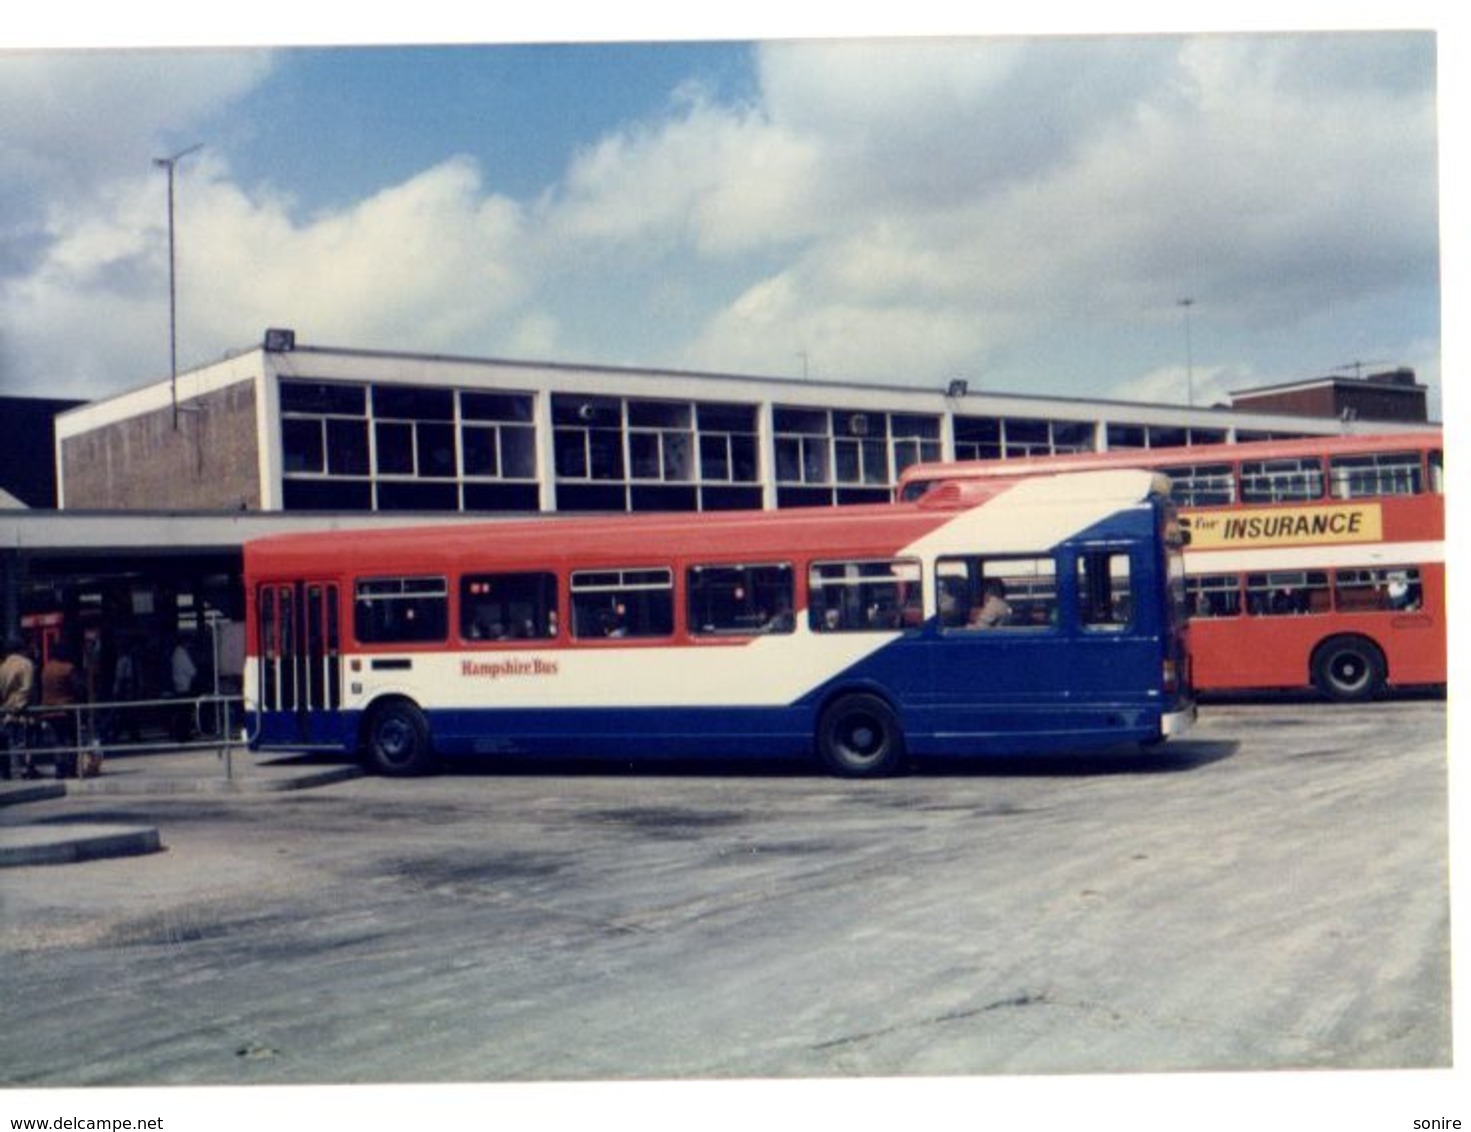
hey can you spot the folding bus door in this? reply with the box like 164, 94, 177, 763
256, 581, 342, 746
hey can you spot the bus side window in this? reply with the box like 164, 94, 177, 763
809, 559, 922, 632
1245, 571, 1328, 617
936, 556, 1057, 630
354, 576, 448, 643
1187, 574, 1241, 618
687, 564, 794, 635
570, 569, 674, 639
462, 572, 558, 640
1334, 567, 1422, 613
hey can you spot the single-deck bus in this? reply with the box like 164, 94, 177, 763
243, 468, 1195, 776
899, 431, 1444, 700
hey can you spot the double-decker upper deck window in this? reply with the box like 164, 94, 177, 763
688, 564, 794, 635
809, 560, 922, 632
571, 568, 674, 639
1165, 463, 1235, 508
1240, 457, 1324, 504
462, 572, 558, 640
1329, 451, 1424, 498
354, 576, 448, 643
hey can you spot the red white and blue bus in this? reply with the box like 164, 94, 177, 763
899, 431, 1444, 701
243, 468, 1195, 776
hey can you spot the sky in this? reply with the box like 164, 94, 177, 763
0, 7, 1455, 423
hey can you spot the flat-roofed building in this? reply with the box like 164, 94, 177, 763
53, 330, 1435, 517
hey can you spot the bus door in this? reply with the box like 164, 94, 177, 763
256, 581, 342, 745
930, 555, 1070, 740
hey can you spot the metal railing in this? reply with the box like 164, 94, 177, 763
2, 693, 247, 780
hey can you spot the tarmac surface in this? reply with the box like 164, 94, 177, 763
1, 699, 1452, 1092
0, 747, 361, 866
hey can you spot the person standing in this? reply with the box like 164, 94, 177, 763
1, 637, 37, 778
41, 643, 82, 777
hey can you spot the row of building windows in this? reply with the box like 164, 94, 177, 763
277, 378, 1313, 514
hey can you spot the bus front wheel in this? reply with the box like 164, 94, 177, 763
1311, 636, 1387, 702
817, 694, 907, 778
364, 700, 437, 776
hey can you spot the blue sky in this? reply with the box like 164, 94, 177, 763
0, 8, 1453, 421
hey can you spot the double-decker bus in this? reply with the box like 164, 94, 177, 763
899, 431, 1444, 701
243, 468, 1194, 777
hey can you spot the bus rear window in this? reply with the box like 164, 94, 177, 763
354, 576, 448, 643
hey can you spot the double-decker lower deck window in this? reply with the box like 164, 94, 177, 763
1246, 571, 1329, 616
809, 560, 922, 632
462, 572, 558, 640
354, 576, 448, 643
688, 564, 794, 635
1334, 567, 1423, 612
938, 556, 1058, 630
571, 568, 674, 639
1188, 574, 1243, 619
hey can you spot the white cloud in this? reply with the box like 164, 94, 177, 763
0, 32, 1442, 410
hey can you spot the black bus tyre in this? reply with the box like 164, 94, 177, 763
1311, 635, 1387, 702
364, 699, 437, 776
817, 693, 907, 777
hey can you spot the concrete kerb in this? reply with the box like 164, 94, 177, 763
0, 746, 363, 867
0, 822, 162, 867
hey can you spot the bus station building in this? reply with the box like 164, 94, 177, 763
1, 329, 1439, 712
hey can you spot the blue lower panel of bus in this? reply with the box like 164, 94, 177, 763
253, 700, 1172, 761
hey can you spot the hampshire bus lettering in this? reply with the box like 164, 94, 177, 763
460, 657, 560, 680
244, 468, 1195, 777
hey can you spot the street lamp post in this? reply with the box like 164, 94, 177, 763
154, 144, 203, 430
1177, 297, 1196, 407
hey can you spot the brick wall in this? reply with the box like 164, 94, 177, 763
61, 379, 263, 510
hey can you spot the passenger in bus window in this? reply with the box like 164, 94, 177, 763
1387, 573, 1421, 611
969, 580, 1012, 628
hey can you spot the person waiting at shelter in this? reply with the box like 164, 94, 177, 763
2, 636, 38, 779
170, 635, 199, 742
41, 643, 83, 777
969, 580, 1012, 628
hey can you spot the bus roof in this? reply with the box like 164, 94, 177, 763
900, 428, 1443, 492
244, 467, 1167, 578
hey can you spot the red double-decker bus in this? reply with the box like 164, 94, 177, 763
899, 431, 1445, 700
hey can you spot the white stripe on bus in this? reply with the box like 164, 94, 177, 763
1184, 540, 1443, 575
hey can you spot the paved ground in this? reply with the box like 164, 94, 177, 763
0, 698, 1451, 1092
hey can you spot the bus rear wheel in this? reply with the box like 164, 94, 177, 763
1311, 635, 1386, 702
817, 693, 907, 778
364, 699, 437, 776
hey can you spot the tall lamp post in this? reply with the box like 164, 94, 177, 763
1177, 297, 1196, 407
154, 143, 202, 429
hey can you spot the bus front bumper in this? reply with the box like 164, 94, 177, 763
1161, 702, 1198, 738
